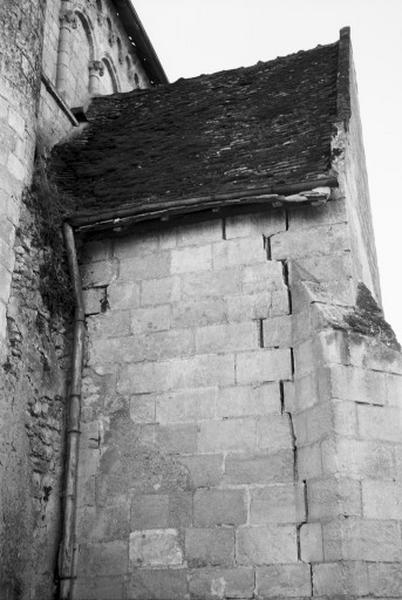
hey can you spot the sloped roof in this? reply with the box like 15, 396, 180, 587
52, 29, 351, 228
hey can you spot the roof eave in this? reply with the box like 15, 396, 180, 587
67, 177, 338, 234
111, 0, 169, 85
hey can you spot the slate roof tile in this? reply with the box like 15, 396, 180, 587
51, 35, 346, 223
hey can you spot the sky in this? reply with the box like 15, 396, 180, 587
134, 0, 402, 341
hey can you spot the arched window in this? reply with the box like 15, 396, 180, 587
106, 17, 115, 46
68, 11, 94, 106
99, 57, 119, 95
116, 37, 123, 64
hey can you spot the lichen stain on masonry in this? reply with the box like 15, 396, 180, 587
97, 409, 191, 503
343, 283, 400, 351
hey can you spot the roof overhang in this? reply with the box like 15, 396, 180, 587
68, 179, 337, 234
111, 0, 168, 85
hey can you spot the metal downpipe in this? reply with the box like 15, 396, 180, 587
58, 222, 85, 600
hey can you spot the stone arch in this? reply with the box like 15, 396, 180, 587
99, 55, 120, 95
125, 55, 133, 81
106, 16, 115, 46
56, 6, 97, 105
64, 9, 95, 106
74, 9, 95, 61
116, 36, 123, 64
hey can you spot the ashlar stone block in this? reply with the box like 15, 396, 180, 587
237, 525, 297, 565
179, 454, 223, 488
188, 566, 254, 599
129, 528, 183, 567
185, 527, 235, 567
312, 562, 369, 596
194, 489, 247, 527
224, 450, 294, 485
256, 563, 312, 597
249, 484, 305, 524
127, 568, 188, 600
236, 348, 292, 384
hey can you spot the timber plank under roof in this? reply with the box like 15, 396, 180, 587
52, 30, 351, 225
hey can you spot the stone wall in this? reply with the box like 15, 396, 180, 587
39, 0, 151, 148
290, 282, 402, 597
0, 197, 70, 599
0, 0, 44, 352
71, 187, 401, 599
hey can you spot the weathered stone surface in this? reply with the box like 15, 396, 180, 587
177, 219, 223, 247
157, 423, 198, 454
236, 348, 292, 384
127, 568, 188, 600
198, 418, 256, 453
256, 563, 312, 597
323, 518, 402, 562
129, 529, 183, 567
213, 237, 266, 268
216, 383, 280, 418
171, 245, 212, 273
300, 522, 324, 562
367, 562, 402, 597
141, 275, 181, 306
185, 528, 235, 567
188, 567, 254, 599
195, 321, 257, 353
75, 576, 125, 600
307, 477, 362, 520
224, 450, 294, 484
119, 252, 170, 282
181, 268, 242, 300
194, 489, 247, 526
180, 454, 224, 488
225, 210, 286, 240
312, 562, 369, 596
237, 525, 298, 564
271, 223, 349, 260
362, 480, 402, 520
249, 484, 305, 524
155, 386, 217, 424
78, 541, 128, 576
256, 415, 293, 451
131, 495, 169, 529
262, 314, 292, 348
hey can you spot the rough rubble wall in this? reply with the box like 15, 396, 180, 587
0, 198, 70, 599
0, 0, 44, 350
73, 192, 374, 599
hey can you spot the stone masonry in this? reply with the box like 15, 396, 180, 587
0, 2, 162, 598
73, 176, 402, 598
2, 7, 402, 599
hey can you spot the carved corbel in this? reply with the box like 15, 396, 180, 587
88, 60, 105, 77
59, 9, 78, 29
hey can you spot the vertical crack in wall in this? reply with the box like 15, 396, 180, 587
257, 318, 264, 348
263, 234, 272, 260
281, 259, 292, 315
279, 380, 285, 414
221, 217, 227, 240
266, 236, 312, 588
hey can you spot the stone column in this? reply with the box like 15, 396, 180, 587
88, 60, 104, 96
56, 4, 77, 102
